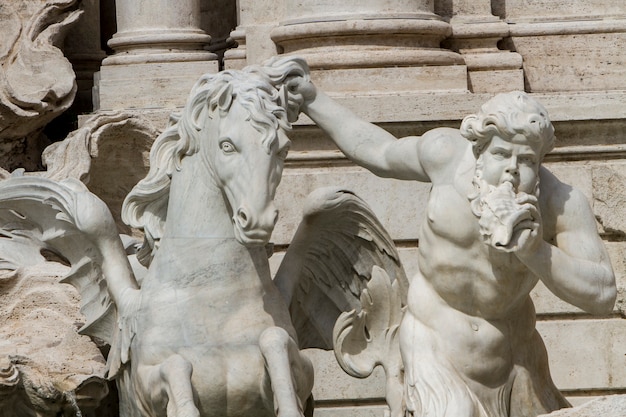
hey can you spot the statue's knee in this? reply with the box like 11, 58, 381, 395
259, 327, 290, 352
160, 354, 193, 380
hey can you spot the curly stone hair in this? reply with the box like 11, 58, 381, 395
460, 91, 555, 159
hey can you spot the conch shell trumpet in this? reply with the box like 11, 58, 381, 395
477, 182, 533, 251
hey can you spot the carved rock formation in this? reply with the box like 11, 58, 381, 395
0, 0, 82, 171
0, 263, 109, 417
40, 111, 158, 234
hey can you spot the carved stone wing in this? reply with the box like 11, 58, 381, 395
274, 186, 408, 349
0, 175, 139, 376
274, 186, 408, 417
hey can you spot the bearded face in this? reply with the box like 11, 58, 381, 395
469, 149, 540, 252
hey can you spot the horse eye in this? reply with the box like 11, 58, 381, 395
220, 140, 236, 154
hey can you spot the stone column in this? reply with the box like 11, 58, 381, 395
223, 0, 247, 70
438, 0, 524, 93
223, 26, 247, 70
270, 0, 466, 95
95, 0, 218, 110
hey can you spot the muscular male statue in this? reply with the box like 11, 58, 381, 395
290, 82, 616, 417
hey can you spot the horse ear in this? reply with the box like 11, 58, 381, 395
216, 82, 234, 112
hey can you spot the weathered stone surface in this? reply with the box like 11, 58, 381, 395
0, 263, 109, 417
500, 0, 625, 21
538, 395, 626, 417
538, 319, 626, 391
314, 405, 389, 417
40, 111, 158, 235
304, 349, 386, 401
592, 165, 626, 236
0, 0, 82, 171
510, 31, 626, 93
274, 166, 429, 244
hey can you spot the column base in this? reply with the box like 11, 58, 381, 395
271, 16, 467, 93
223, 28, 247, 70
310, 66, 468, 95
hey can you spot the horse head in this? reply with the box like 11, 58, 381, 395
122, 57, 310, 263
198, 77, 291, 246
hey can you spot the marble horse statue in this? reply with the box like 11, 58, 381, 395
0, 57, 408, 417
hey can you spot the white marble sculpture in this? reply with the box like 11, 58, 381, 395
288, 81, 617, 417
0, 57, 407, 417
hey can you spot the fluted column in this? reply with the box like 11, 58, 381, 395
439, 0, 523, 93
270, 0, 467, 95
95, 0, 218, 110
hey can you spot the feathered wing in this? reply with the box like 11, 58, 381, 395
275, 186, 408, 348
0, 175, 140, 377
274, 187, 408, 417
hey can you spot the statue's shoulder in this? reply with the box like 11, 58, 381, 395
419, 127, 469, 178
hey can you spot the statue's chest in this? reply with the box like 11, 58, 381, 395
425, 184, 479, 247
137, 274, 274, 345
142, 265, 266, 307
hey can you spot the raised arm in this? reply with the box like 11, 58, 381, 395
289, 78, 429, 181
515, 170, 616, 314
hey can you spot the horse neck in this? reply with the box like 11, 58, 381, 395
163, 152, 234, 242
157, 152, 270, 273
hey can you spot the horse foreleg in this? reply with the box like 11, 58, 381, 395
259, 327, 314, 417
138, 354, 200, 417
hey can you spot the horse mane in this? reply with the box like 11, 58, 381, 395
121, 56, 310, 267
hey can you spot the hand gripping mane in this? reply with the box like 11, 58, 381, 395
274, 187, 408, 417
0, 175, 140, 378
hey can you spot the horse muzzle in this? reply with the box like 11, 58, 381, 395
232, 205, 279, 246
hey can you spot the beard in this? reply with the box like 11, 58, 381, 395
468, 158, 539, 252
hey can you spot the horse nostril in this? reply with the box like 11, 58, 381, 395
237, 208, 249, 229
272, 209, 279, 226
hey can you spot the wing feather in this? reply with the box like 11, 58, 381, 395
275, 187, 408, 349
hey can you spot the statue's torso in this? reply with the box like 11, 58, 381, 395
417, 156, 539, 320
404, 145, 542, 387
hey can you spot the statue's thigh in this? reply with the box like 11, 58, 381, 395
510, 330, 570, 417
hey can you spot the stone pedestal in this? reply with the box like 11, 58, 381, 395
95, 0, 218, 110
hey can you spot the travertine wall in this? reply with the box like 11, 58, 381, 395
5, 0, 625, 415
